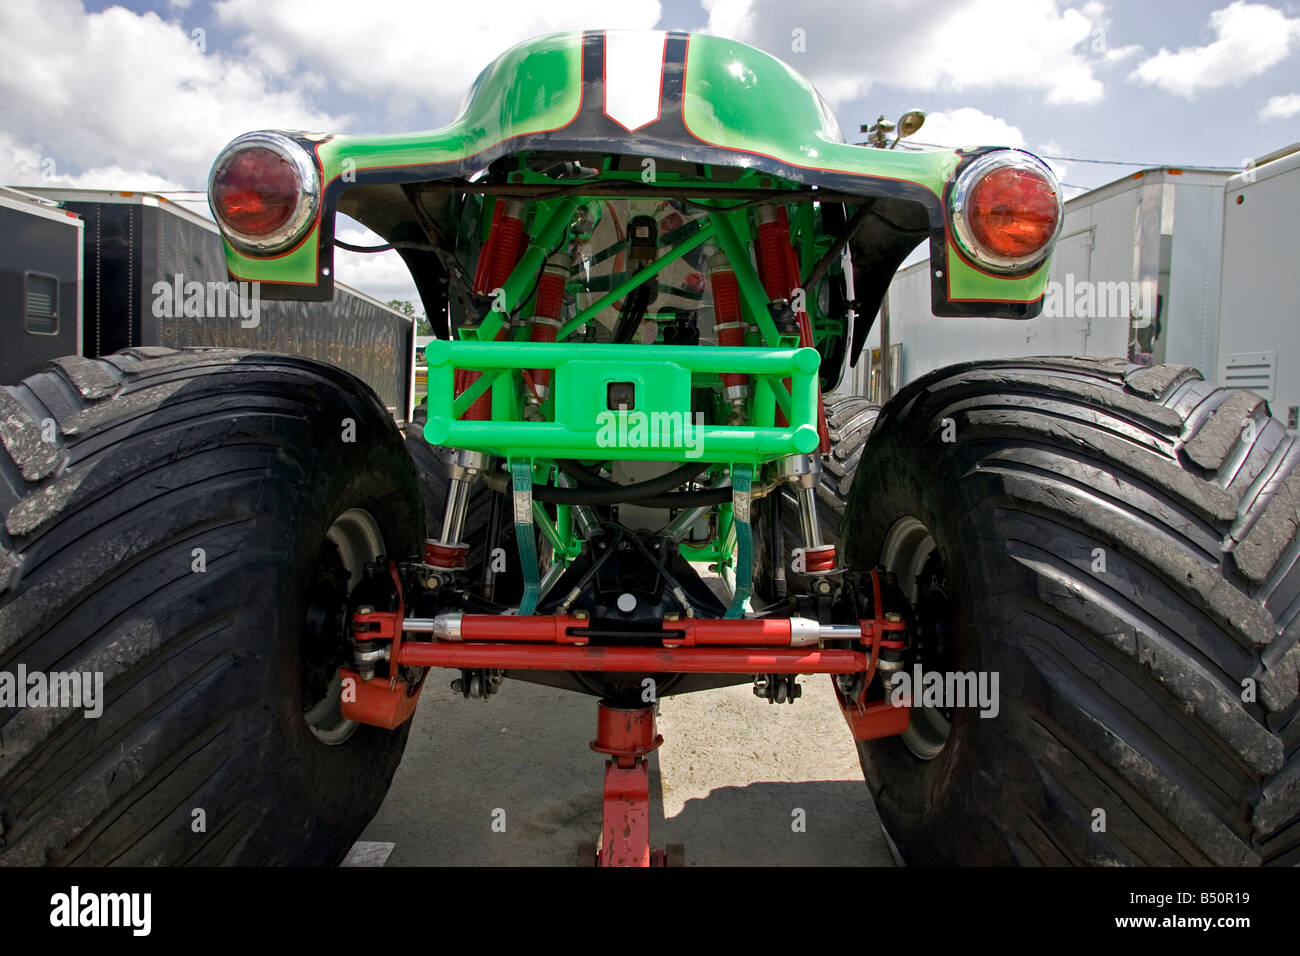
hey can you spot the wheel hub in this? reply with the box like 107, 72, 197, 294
301, 508, 387, 745
880, 516, 956, 761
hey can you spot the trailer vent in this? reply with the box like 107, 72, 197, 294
23, 272, 58, 335
1222, 351, 1276, 401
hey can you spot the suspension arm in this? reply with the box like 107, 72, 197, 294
388, 612, 905, 673
398, 642, 867, 674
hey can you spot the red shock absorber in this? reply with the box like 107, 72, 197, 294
471, 202, 504, 293
478, 200, 525, 296
799, 545, 838, 573
708, 251, 751, 421
755, 204, 796, 428
534, 257, 568, 322
425, 540, 469, 571
523, 255, 570, 416
460, 199, 526, 420
755, 205, 792, 301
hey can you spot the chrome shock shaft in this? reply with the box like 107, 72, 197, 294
425, 448, 489, 571
776, 453, 836, 574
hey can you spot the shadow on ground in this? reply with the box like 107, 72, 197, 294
361, 676, 893, 866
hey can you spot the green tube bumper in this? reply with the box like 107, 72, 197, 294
423, 341, 821, 464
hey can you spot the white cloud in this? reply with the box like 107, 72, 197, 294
1102, 43, 1143, 64
1076, 1, 1142, 63
0, 133, 46, 185
1260, 92, 1300, 119
0, 132, 193, 191
916, 108, 1027, 149
908, 111, 1075, 192
42, 166, 191, 193
1130, 2, 1300, 98
0, 0, 661, 307
702, 0, 1111, 106
907, 116, 1079, 197
0, 0, 342, 188
214, 0, 663, 119
699, 0, 753, 38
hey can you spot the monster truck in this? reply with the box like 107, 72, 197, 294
1, 30, 1296, 867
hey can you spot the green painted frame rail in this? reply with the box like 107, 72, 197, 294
423, 340, 821, 463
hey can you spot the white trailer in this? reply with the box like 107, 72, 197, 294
1215, 144, 1300, 427
845, 164, 1238, 403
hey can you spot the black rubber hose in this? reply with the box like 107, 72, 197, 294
552, 459, 608, 488
545, 483, 731, 507
624, 532, 693, 613
334, 238, 440, 254
555, 458, 707, 492
612, 279, 652, 344
481, 471, 732, 507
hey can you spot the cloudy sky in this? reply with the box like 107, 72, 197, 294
1, 0, 1297, 307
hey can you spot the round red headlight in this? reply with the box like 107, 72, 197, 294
950, 152, 1062, 273
209, 132, 319, 255
212, 147, 298, 237
968, 166, 1059, 259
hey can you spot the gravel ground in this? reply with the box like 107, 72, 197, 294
360, 671, 894, 866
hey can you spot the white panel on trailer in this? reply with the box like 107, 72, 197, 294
1217, 145, 1300, 429
1221, 351, 1276, 400
1161, 175, 1228, 374
1042, 227, 1094, 356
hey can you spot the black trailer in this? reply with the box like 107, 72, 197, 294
0, 187, 84, 384
17, 188, 415, 421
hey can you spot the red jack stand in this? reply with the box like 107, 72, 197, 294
584, 700, 682, 867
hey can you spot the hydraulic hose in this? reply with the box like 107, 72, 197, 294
554, 459, 707, 493
480, 470, 733, 507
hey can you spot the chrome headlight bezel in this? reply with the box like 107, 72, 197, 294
208, 131, 320, 256
948, 150, 1064, 275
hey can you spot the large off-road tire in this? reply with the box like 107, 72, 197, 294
803, 394, 881, 552
0, 348, 422, 865
844, 357, 1299, 866
755, 394, 879, 600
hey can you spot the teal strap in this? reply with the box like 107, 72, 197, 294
510, 459, 540, 615
725, 464, 754, 619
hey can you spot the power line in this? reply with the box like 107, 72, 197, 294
902, 140, 1234, 172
